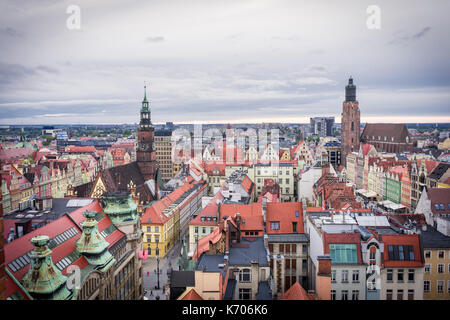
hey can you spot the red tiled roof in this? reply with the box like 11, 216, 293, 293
427, 188, 450, 215
4, 200, 127, 298
0, 147, 34, 161
322, 232, 363, 264
66, 146, 98, 153
142, 180, 206, 225
266, 202, 304, 234
182, 288, 203, 300
381, 234, 424, 267
281, 282, 316, 300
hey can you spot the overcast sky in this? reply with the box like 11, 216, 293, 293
0, 0, 449, 125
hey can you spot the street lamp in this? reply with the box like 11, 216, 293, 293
156, 237, 160, 290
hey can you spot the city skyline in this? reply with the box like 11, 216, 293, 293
1, 0, 449, 125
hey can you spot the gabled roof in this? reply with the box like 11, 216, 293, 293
427, 188, 450, 215
266, 202, 304, 234
181, 288, 203, 300
361, 123, 411, 143
281, 281, 316, 300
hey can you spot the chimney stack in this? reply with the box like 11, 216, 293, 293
316, 255, 332, 300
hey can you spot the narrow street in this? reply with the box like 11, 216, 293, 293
142, 234, 185, 300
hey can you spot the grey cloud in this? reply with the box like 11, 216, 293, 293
146, 36, 165, 43
0, 27, 23, 38
388, 27, 432, 45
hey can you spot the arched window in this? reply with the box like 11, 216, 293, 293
351, 122, 354, 131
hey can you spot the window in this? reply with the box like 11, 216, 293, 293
438, 251, 445, 259
438, 264, 444, 273
155, 226, 159, 233
425, 264, 430, 273
329, 244, 358, 263
386, 289, 393, 300
239, 269, 251, 282
292, 222, 297, 233
146, 226, 151, 232
408, 269, 415, 282
352, 290, 359, 300
424, 280, 430, 293
387, 269, 393, 282
202, 227, 206, 234
194, 227, 198, 233
239, 288, 251, 300
270, 222, 280, 230
269, 244, 273, 252
292, 244, 297, 253
341, 290, 348, 300
398, 269, 404, 282
408, 289, 414, 300
302, 245, 307, 254
388, 245, 414, 261
331, 270, 336, 283
437, 280, 444, 293
352, 270, 359, 283
331, 290, 336, 300
342, 270, 349, 283
425, 251, 431, 259
397, 289, 403, 300
302, 259, 307, 271
448, 280, 450, 294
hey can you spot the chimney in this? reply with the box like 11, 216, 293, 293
235, 213, 241, 242
262, 197, 267, 223
321, 164, 330, 177
21, 235, 74, 300
316, 255, 332, 300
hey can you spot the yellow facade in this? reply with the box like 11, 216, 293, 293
423, 248, 450, 300
141, 210, 180, 258
437, 182, 450, 188
20, 186, 34, 202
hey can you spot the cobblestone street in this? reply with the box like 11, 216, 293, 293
142, 235, 185, 300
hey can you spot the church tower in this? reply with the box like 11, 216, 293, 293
341, 77, 360, 166
136, 85, 157, 181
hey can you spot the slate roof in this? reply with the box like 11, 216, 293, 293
196, 254, 225, 273
420, 226, 450, 249
428, 162, 450, 181
228, 237, 269, 267
255, 281, 272, 300
170, 270, 195, 287
101, 161, 152, 200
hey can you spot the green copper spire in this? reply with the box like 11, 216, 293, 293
102, 193, 139, 226
76, 211, 115, 272
143, 84, 148, 103
21, 235, 74, 300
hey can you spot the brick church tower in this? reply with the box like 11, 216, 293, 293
341, 77, 360, 166
136, 86, 158, 181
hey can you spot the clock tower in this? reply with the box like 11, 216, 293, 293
341, 77, 360, 167
136, 85, 157, 181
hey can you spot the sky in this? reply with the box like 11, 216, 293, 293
0, 0, 449, 125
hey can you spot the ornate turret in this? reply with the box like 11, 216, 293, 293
76, 211, 115, 272
101, 192, 139, 225
140, 85, 151, 128
21, 235, 74, 300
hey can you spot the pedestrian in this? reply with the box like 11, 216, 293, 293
150, 290, 153, 296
